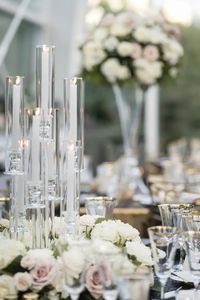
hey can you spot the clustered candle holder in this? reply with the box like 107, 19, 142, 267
5, 45, 84, 247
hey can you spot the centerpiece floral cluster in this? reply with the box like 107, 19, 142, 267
80, 0, 184, 87
0, 216, 152, 299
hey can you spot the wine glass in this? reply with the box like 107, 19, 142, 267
158, 204, 194, 271
183, 231, 200, 297
148, 226, 178, 299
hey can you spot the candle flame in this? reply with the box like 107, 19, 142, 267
19, 139, 29, 148
15, 76, 21, 85
35, 108, 41, 116
71, 77, 78, 86
42, 45, 49, 52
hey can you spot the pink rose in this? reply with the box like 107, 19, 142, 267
31, 260, 58, 290
85, 265, 103, 299
21, 255, 36, 270
131, 43, 142, 59
143, 45, 159, 62
14, 272, 32, 292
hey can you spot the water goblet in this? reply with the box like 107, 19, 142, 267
183, 231, 200, 296
158, 204, 194, 271
148, 226, 178, 299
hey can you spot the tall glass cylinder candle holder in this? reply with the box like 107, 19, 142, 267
5, 76, 25, 175
64, 77, 84, 170
10, 174, 26, 241
36, 45, 55, 116
25, 108, 49, 248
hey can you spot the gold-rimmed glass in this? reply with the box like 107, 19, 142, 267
183, 231, 200, 296
85, 196, 115, 218
148, 226, 178, 299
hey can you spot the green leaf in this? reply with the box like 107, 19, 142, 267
95, 218, 107, 225
128, 254, 142, 267
2, 255, 26, 275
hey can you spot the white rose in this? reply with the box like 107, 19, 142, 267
117, 65, 131, 81
94, 28, 108, 41
104, 36, 119, 51
148, 27, 167, 44
21, 255, 36, 270
14, 272, 33, 292
131, 43, 142, 59
111, 23, 131, 37
101, 58, 119, 82
0, 239, 26, 269
163, 39, 184, 65
107, 0, 124, 12
79, 215, 99, 237
0, 275, 16, 298
134, 59, 163, 85
117, 42, 134, 57
143, 45, 159, 62
126, 241, 153, 266
91, 220, 120, 244
83, 41, 106, 70
115, 220, 140, 243
0, 219, 9, 229
134, 26, 166, 44
92, 240, 120, 255
134, 26, 151, 43
61, 248, 86, 283
101, 13, 115, 27
116, 12, 135, 27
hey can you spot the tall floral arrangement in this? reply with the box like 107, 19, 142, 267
80, 0, 184, 88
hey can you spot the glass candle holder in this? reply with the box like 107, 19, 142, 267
5, 76, 25, 175
36, 45, 55, 116
64, 77, 84, 170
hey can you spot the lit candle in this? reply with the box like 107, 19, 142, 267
41, 45, 49, 116
32, 112, 40, 183
69, 78, 77, 141
12, 77, 21, 148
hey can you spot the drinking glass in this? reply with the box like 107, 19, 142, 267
93, 242, 122, 300
183, 231, 200, 295
85, 196, 115, 218
158, 204, 194, 271
118, 269, 151, 300
148, 226, 178, 299
64, 240, 90, 300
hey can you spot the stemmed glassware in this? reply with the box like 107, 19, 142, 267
148, 226, 178, 299
183, 231, 200, 296
158, 203, 194, 271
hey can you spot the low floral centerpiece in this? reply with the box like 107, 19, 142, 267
0, 216, 152, 299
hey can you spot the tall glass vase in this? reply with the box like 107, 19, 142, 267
112, 84, 149, 199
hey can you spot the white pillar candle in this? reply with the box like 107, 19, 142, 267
32, 115, 40, 183
12, 80, 21, 148
41, 46, 49, 116
69, 79, 77, 141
